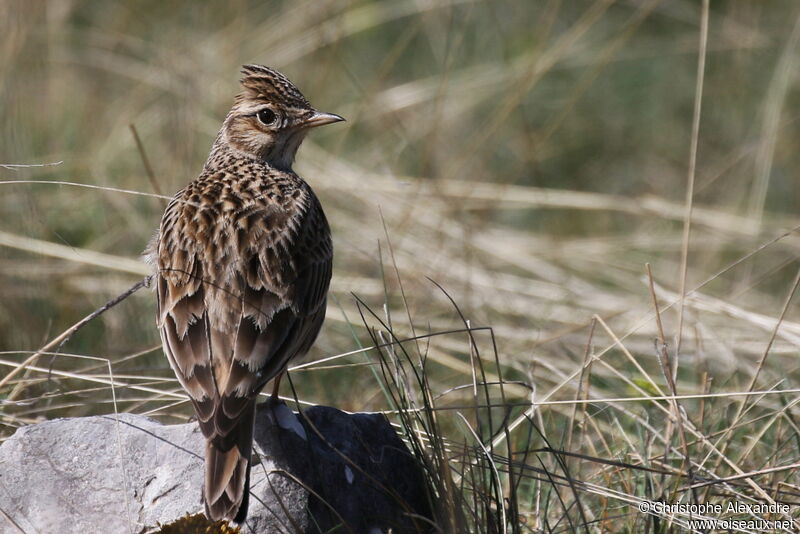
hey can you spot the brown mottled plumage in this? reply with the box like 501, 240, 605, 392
146, 65, 343, 524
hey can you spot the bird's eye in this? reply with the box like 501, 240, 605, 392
256, 108, 277, 126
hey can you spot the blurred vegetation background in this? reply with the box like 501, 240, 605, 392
2, 1, 800, 530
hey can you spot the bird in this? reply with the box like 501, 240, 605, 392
146, 64, 343, 524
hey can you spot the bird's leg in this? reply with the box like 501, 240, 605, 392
270, 372, 284, 402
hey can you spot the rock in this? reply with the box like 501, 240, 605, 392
0, 403, 431, 534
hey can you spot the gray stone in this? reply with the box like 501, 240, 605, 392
259, 404, 432, 534
0, 403, 431, 534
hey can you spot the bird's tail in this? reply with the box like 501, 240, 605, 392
203, 401, 255, 524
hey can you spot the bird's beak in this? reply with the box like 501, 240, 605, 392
302, 111, 345, 129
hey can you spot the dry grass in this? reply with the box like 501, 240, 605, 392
2, 1, 800, 532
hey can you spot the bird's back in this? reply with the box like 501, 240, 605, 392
151, 159, 332, 522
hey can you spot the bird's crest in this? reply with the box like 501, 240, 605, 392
237, 64, 310, 109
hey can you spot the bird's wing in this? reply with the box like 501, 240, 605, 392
210, 187, 333, 437
153, 193, 218, 425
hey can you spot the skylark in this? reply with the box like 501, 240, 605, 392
147, 64, 343, 523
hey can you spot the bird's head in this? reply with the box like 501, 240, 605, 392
219, 64, 344, 170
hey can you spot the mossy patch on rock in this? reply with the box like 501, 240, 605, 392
149, 513, 241, 534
